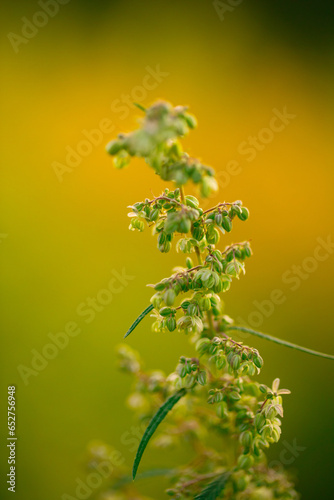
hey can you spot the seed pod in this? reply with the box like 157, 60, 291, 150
179, 217, 191, 234
240, 431, 253, 447
229, 391, 241, 401
169, 142, 182, 158
253, 444, 261, 457
187, 303, 197, 316
216, 402, 227, 418
237, 454, 254, 470
181, 299, 191, 310
166, 317, 176, 332
185, 374, 196, 388
253, 355, 264, 369
215, 212, 223, 226
186, 257, 193, 269
237, 207, 249, 221
197, 370, 207, 386
200, 297, 211, 311
226, 261, 240, 278
159, 307, 173, 317
248, 363, 256, 376
180, 366, 187, 378
137, 220, 145, 231
151, 293, 163, 309
221, 216, 232, 232
113, 151, 130, 169
164, 289, 176, 306
215, 354, 226, 370
213, 279, 222, 294
191, 167, 202, 183
215, 391, 224, 403
161, 241, 172, 253
272, 428, 281, 443
106, 139, 123, 155
206, 227, 220, 245
192, 226, 205, 241
244, 244, 252, 257
231, 354, 241, 371
150, 208, 159, 222
185, 195, 199, 209
157, 232, 166, 245
183, 112, 197, 129
196, 338, 211, 354
254, 413, 265, 430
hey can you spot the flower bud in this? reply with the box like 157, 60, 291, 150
106, 139, 123, 155
200, 297, 211, 311
159, 307, 173, 317
197, 370, 207, 386
166, 317, 176, 332
183, 113, 197, 129
221, 216, 232, 232
113, 151, 130, 169
185, 195, 199, 209
215, 212, 223, 226
186, 257, 193, 269
254, 413, 265, 430
240, 431, 253, 447
150, 208, 159, 222
216, 402, 227, 418
187, 303, 197, 316
229, 391, 241, 401
164, 289, 176, 306
237, 207, 249, 221
192, 226, 205, 241
237, 454, 254, 470
196, 339, 211, 356
215, 391, 224, 403
231, 354, 241, 371
179, 217, 191, 234
253, 355, 264, 369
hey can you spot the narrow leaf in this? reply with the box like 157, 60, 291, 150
133, 388, 187, 479
226, 326, 334, 361
112, 468, 174, 489
194, 472, 230, 500
124, 304, 154, 339
133, 102, 147, 112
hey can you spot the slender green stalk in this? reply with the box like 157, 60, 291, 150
226, 325, 334, 360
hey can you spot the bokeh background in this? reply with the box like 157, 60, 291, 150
1, 0, 334, 498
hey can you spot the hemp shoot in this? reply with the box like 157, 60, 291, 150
97, 101, 334, 499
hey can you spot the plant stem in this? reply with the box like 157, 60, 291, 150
225, 325, 334, 361
195, 246, 203, 265
180, 185, 186, 203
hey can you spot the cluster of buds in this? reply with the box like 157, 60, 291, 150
148, 243, 251, 336
106, 102, 218, 197
174, 356, 207, 389
127, 187, 250, 257
196, 335, 264, 376
103, 102, 299, 500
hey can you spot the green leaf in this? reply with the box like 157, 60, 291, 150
133, 102, 147, 112
194, 472, 230, 500
112, 468, 174, 489
226, 325, 334, 361
124, 304, 154, 339
132, 388, 187, 479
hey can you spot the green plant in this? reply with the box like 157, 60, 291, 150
99, 101, 334, 499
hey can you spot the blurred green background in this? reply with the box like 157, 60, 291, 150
1, 0, 334, 498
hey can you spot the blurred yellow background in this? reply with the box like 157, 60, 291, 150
1, 0, 334, 498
